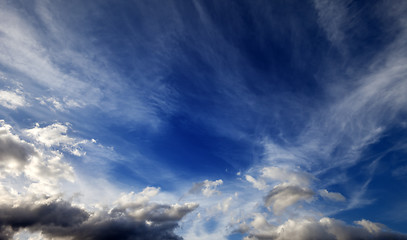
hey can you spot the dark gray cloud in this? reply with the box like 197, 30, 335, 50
0, 201, 88, 240
0, 200, 197, 240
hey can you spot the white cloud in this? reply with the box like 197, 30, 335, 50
261, 167, 312, 187
245, 175, 267, 190
0, 89, 27, 110
354, 219, 384, 234
319, 189, 346, 202
0, 2, 178, 129
0, 120, 75, 197
217, 196, 233, 213
25, 122, 87, 156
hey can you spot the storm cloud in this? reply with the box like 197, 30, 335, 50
0, 198, 197, 240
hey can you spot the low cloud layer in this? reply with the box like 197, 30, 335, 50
244, 217, 407, 240
0, 189, 198, 240
0, 120, 198, 239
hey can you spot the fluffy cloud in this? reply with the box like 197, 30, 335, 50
188, 179, 223, 197
245, 166, 315, 214
25, 122, 87, 156
244, 217, 407, 240
264, 185, 314, 214
319, 189, 346, 202
0, 120, 74, 195
0, 120, 35, 177
0, 89, 27, 110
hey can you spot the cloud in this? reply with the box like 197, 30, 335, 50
313, 0, 350, 49
245, 175, 267, 190
0, 119, 198, 239
318, 189, 346, 202
0, 89, 27, 110
188, 179, 223, 197
25, 122, 87, 156
0, 120, 36, 177
354, 219, 385, 234
0, 186, 198, 240
0, 1, 179, 129
0, 120, 75, 197
244, 217, 407, 240
264, 185, 314, 215
392, 165, 407, 178
261, 167, 312, 187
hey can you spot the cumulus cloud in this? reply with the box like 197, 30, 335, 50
264, 185, 314, 214
188, 179, 223, 197
25, 122, 87, 156
0, 120, 74, 195
0, 120, 35, 176
0, 120, 197, 239
0, 89, 27, 110
319, 189, 346, 202
244, 217, 407, 240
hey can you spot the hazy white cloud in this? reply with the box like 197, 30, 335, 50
245, 175, 267, 190
392, 165, 407, 178
0, 89, 27, 110
313, 0, 349, 49
217, 196, 233, 213
36, 96, 85, 112
319, 189, 346, 202
354, 219, 384, 234
261, 167, 312, 187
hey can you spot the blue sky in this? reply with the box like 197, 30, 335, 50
1, 0, 407, 239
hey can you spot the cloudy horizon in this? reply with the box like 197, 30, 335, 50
1, 0, 407, 239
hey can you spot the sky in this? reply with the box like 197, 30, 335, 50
0, 0, 407, 239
